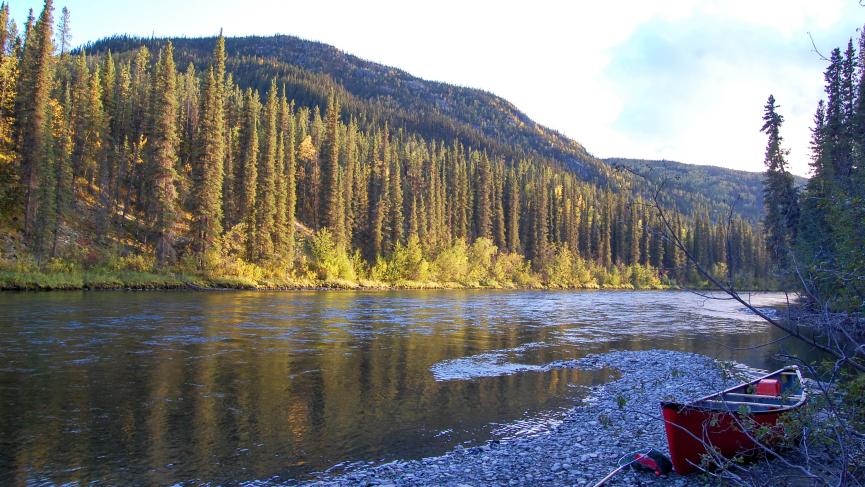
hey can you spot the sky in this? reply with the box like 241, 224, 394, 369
9, 1, 865, 176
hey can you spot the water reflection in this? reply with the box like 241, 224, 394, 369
0, 290, 822, 484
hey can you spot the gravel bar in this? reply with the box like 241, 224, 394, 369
304, 349, 763, 487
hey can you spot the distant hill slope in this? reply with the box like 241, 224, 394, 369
608, 158, 808, 222
84, 35, 776, 221
86, 35, 611, 182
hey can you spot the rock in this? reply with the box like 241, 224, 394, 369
304, 350, 744, 487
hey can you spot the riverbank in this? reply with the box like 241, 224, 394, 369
0, 269, 674, 292
304, 350, 769, 487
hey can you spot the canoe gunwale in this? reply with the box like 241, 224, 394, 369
659, 365, 807, 475
661, 365, 807, 415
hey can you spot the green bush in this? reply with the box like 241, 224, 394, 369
386, 235, 431, 281
541, 246, 600, 288
541, 247, 577, 287
369, 256, 389, 282
629, 263, 663, 289
43, 257, 81, 273
432, 240, 470, 284
492, 252, 535, 287
467, 238, 497, 284
307, 228, 355, 281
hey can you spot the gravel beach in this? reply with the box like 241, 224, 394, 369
305, 349, 764, 487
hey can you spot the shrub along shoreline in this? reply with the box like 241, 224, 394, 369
2, 231, 758, 292
0, 269, 668, 292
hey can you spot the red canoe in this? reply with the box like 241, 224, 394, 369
660, 365, 806, 475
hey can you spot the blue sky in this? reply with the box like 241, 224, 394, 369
9, 1, 864, 176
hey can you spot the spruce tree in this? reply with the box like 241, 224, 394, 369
320, 91, 342, 235
101, 51, 115, 133
240, 88, 259, 261
474, 151, 492, 239
88, 63, 110, 239
386, 143, 403, 252
629, 203, 640, 265
369, 130, 387, 259
533, 176, 549, 265
191, 66, 226, 265
101, 52, 118, 209
17, 0, 54, 247
52, 94, 72, 256
253, 79, 277, 261
342, 121, 357, 243
149, 42, 180, 267
493, 165, 506, 249
281, 93, 296, 256
56, 6, 69, 57
760, 95, 799, 267
69, 52, 89, 183
274, 125, 286, 254
0, 3, 18, 219
33, 102, 57, 256
505, 168, 520, 253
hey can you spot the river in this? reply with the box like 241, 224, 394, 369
0, 290, 820, 485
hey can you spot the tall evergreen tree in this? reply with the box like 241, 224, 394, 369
505, 167, 520, 253
190, 65, 226, 265
149, 42, 181, 266
281, 92, 296, 256
474, 152, 492, 239
253, 79, 278, 261
56, 6, 69, 57
17, 0, 54, 248
0, 2, 18, 218
240, 88, 260, 261
320, 91, 342, 236
760, 95, 799, 267
386, 142, 403, 252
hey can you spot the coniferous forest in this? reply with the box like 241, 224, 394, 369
0, 1, 771, 290
762, 31, 865, 312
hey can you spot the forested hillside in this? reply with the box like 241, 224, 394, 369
85, 35, 609, 183
0, 1, 770, 290
608, 158, 807, 223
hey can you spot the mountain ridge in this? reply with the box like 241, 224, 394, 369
83, 33, 767, 221
84, 34, 605, 178
608, 157, 808, 222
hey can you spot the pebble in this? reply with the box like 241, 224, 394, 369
304, 350, 766, 486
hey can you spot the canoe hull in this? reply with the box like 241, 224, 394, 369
660, 365, 805, 475
661, 402, 782, 475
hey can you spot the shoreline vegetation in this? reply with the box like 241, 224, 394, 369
0, 271, 675, 292
2, 231, 751, 292
1, 229, 780, 293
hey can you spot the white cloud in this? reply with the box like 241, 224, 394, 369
583, 0, 860, 176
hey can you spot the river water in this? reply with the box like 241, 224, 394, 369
0, 290, 819, 484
